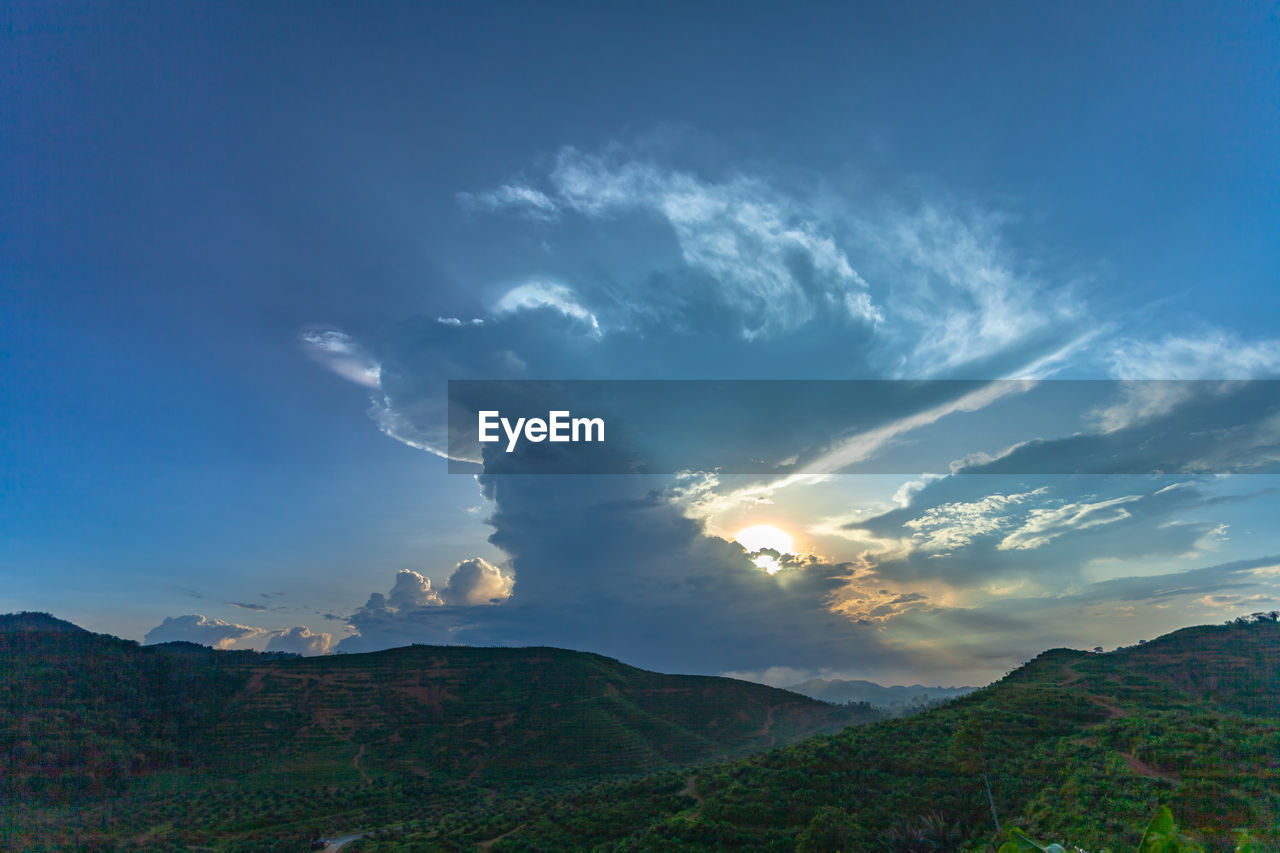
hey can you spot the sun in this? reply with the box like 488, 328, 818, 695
733, 524, 795, 574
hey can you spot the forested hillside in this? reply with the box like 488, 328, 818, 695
0, 613, 872, 851
349, 617, 1280, 852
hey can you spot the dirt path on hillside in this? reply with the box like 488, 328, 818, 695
680, 774, 704, 804
1121, 752, 1180, 784
353, 743, 371, 784
753, 705, 777, 747
478, 823, 526, 850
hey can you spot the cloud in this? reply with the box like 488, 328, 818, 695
301, 329, 382, 388
467, 146, 881, 338
296, 137, 1280, 684
1089, 381, 1201, 433
457, 183, 560, 220
377, 569, 445, 611
862, 202, 1086, 377
996, 494, 1142, 552
143, 614, 266, 649
846, 475, 1247, 587
1035, 555, 1280, 610
1196, 593, 1277, 609
494, 279, 601, 336
338, 560, 515, 652
1108, 331, 1280, 380
266, 626, 333, 656
318, 142, 1105, 463
903, 488, 1047, 554
1091, 332, 1280, 433
405, 474, 931, 677
441, 557, 515, 605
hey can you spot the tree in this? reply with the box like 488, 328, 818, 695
950, 718, 1000, 833
796, 805, 859, 853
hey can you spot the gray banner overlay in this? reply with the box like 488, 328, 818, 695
447, 380, 1280, 475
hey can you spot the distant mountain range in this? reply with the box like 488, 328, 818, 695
784, 677, 976, 709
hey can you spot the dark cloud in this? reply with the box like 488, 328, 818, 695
336, 474, 930, 679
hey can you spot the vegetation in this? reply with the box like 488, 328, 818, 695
2, 613, 1279, 851
0, 612, 869, 850
353, 616, 1280, 851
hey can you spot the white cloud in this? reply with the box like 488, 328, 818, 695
301, 329, 382, 388
905, 489, 1047, 554
354, 562, 514, 618
1196, 592, 1276, 609
441, 557, 515, 605
143, 614, 266, 649
1089, 331, 1280, 433
458, 183, 560, 220
1108, 331, 1280, 380
997, 494, 1142, 552
266, 625, 333, 656
338, 560, 515, 653
494, 279, 601, 336
383, 569, 444, 610
870, 203, 1083, 376
470, 147, 881, 337
799, 380, 1036, 476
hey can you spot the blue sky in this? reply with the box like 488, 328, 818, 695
3, 1, 1279, 682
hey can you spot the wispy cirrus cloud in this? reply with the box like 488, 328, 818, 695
464, 146, 881, 338
494, 279, 601, 336
1108, 330, 1280, 380
301, 329, 382, 388
1089, 332, 1280, 432
458, 183, 560, 220
996, 494, 1143, 552
867, 203, 1086, 377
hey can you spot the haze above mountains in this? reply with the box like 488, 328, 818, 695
784, 678, 975, 710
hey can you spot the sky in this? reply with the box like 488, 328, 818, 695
3, 1, 1279, 685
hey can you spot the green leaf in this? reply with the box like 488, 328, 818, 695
1006, 828, 1052, 852
1139, 806, 1176, 853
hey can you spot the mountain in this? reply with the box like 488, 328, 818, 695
0, 615, 876, 851
6, 615, 1279, 851
785, 677, 976, 710
363, 617, 1280, 851
0, 610, 88, 634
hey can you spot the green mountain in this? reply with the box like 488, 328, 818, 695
0, 613, 873, 851
5, 614, 1278, 852
354, 617, 1280, 852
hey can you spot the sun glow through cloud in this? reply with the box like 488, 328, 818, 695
733, 524, 796, 574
